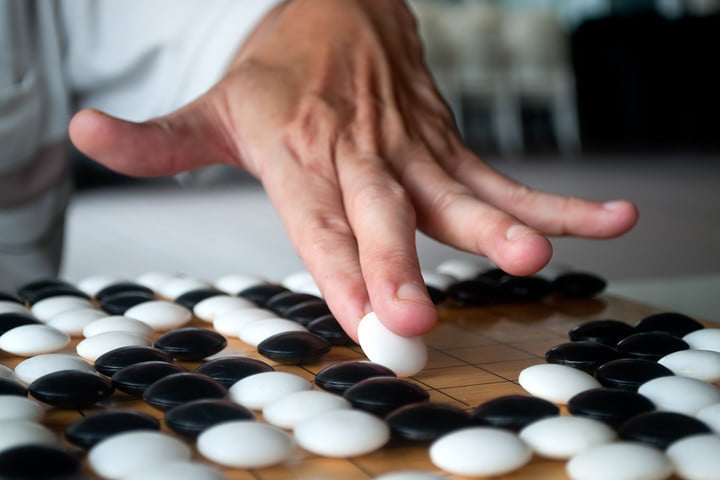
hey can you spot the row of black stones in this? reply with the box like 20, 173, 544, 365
545, 311, 713, 449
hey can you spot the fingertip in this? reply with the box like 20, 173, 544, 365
602, 200, 640, 237
494, 228, 553, 277
373, 283, 438, 337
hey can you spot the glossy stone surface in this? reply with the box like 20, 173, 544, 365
229, 371, 311, 410
594, 358, 674, 391
214, 273, 266, 296
14, 353, 95, 384
446, 278, 501, 306
263, 390, 351, 429
237, 283, 289, 306
143, 372, 227, 410
551, 272, 607, 297
174, 288, 223, 309
44, 307, 107, 337
165, 399, 254, 438
617, 411, 711, 449
499, 275, 553, 302
634, 312, 704, 338
471, 395, 560, 432
29, 371, 113, 408
123, 300, 193, 331
616, 332, 689, 361
23, 284, 89, 305
257, 331, 331, 365
154, 327, 227, 361
194, 356, 274, 388
197, 421, 294, 469
315, 360, 396, 394
358, 312, 427, 377
0, 324, 71, 357
308, 314, 355, 346
0, 312, 41, 335
0, 377, 28, 396
65, 409, 161, 447
567, 388, 656, 428
545, 342, 624, 373
295, 409, 390, 457
658, 349, 720, 382
112, 361, 188, 395
666, 433, 720, 480
94, 345, 173, 376
568, 319, 636, 346
265, 291, 323, 315
17, 278, 83, 304
566, 442, 672, 480
386, 402, 472, 442
343, 377, 429, 416
637, 375, 720, 416
96, 282, 155, 302
282, 300, 332, 326
0, 445, 81, 479
76, 331, 151, 363
100, 291, 155, 315
0, 396, 46, 421
519, 416, 616, 460
518, 364, 602, 404
0, 291, 23, 304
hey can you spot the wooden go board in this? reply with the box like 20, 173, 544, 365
0, 293, 691, 479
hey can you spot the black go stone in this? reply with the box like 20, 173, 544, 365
0, 291, 23, 304
99, 291, 155, 315
568, 388, 656, 429
616, 332, 689, 361
95, 282, 155, 302
308, 314, 356, 346
165, 399, 255, 438
315, 360, 396, 394
265, 291, 324, 316
446, 277, 502, 306
499, 275, 553, 302
343, 377, 430, 416
477, 268, 514, 282
0, 312, 42, 335
143, 372, 227, 411
17, 278, 88, 304
0, 445, 81, 479
282, 300, 332, 326
194, 356, 275, 388
471, 395, 560, 432
545, 341, 625, 374
111, 361, 188, 395
154, 327, 227, 361
258, 331, 331, 365
0, 377, 28, 396
174, 288, 224, 309
594, 358, 674, 391
568, 319, 636, 346
634, 312, 705, 338
237, 283, 289, 306
552, 272, 607, 297
618, 411, 712, 449
385, 402, 472, 442
426, 285, 447, 305
65, 409, 161, 448
94, 345, 173, 377
29, 371, 113, 409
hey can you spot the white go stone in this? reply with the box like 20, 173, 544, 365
0, 300, 32, 315
0, 395, 46, 421
638, 375, 720, 415
519, 416, 616, 459
157, 276, 210, 300
683, 328, 720, 352
88, 431, 191, 479
357, 312, 427, 377
213, 308, 279, 337
193, 295, 255, 322
214, 273, 266, 295
421, 270, 456, 291
14, 353, 95, 384
76, 331, 151, 362
518, 364, 602, 404
123, 300, 192, 331
658, 349, 720, 382
0, 420, 56, 452
77, 274, 126, 297
374, 472, 448, 480
120, 461, 226, 480
696, 403, 720, 433
82, 315, 154, 338
294, 409, 390, 457
237, 317, 308, 347
566, 442, 672, 480
45, 307, 107, 337
436, 258, 490, 281
229, 371, 311, 410
666, 433, 720, 480
282, 270, 322, 297
429, 427, 532, 477
0, 324, 70, 357
135, 271, 182, 292
263, 389, 352, 430
197, 421, 294, 469
0, 364, 15, 379
30, 295, 92, 321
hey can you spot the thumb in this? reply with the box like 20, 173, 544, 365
68, 98, 239, 178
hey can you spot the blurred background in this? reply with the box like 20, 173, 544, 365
65, 0, 720, 320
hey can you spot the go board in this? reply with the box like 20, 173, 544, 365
0, 285, 695, 479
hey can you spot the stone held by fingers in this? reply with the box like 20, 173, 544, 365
357, 312, 427, 377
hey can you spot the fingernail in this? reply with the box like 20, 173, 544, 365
506, 224, 534, 242
396, 282, 429, 304
603, 200, 626, 211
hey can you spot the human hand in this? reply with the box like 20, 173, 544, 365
69, 0, 638, 341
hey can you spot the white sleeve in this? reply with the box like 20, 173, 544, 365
62, 0, 284, 121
